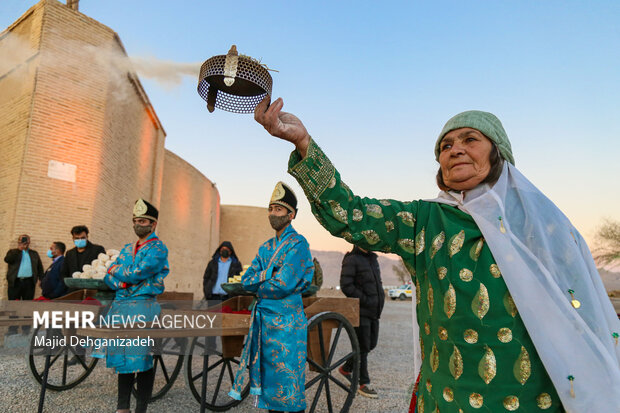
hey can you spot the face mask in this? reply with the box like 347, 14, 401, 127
47, 250, 54, 259
220, 250, 230, 258
269, 214, 290, 231
74, 239, 87, 248
134, 224, 153, 238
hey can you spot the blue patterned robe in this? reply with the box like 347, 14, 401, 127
229, 224, 314, 411
98, 232, 169, 374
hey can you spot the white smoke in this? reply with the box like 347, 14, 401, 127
129, 56, 201, 88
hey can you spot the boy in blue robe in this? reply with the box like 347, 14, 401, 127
230, 182, 314, 412
102, 198, 169, 413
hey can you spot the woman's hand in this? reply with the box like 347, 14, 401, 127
254, 96, 311, 157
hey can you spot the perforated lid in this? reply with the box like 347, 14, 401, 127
198, 45, 273, 114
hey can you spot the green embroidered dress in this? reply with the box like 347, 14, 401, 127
288, 139, 562, 412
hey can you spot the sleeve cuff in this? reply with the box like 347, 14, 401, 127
288, 137, 336, 202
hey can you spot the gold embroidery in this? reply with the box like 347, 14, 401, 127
449, 230, 465, 257
503, 291, 518, 317
443, 387, 454, 402
397, 211, 415, 227
405, 260, 416, 276
365, 203, 383, 218
514, 346, 531, 385
381, 245, 392, 253
428, 283, 434, 315
398, 239, 416, 254
341, 231, 353, 243
328, 200, 348, 224
490, 264, 501, 278
430, 232, 445, 259
385, 220, 395, 232
503, 396, 519, 411
536, 393, 552, 409
426, 379, 432, 393
379, 199, 391, 206
328, 177, 336, 188
430, 341, 439, 372
478, 345, 497, 384
438, 327, 448, 341
361, 230, 380, 245
437, 267, 447, 280
498, 328, 513, 343
459, 268, 473, 282
352, 209, 363, 222
415, 228, 426, 255
472, 283, 490, 319
449, 345, 463, 380
444, 284, 456, 319
469, 393, 483, 408
417, 393, 425, 413
416, 277, 421, 304
464, 329, 478, 344
424, 322, 430, 335
420, 337, 425, 361
470, 238, 484, 261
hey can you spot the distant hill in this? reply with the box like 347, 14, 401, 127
311, 249, 409, 288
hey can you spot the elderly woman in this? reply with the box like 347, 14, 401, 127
254, 98, 620, 412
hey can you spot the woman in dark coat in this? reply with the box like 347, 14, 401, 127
203, 241, 242, 300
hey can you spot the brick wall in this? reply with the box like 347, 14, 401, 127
219, 205, 274, 267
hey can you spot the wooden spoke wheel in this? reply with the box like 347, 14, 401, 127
305, 312, 360, 413
131, 336, 186, 401
28, 326, 98, 391
185, 335, 250, 411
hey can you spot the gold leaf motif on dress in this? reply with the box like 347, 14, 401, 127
415, 277, 421, 304
469, 393, 483, 408
417, 393, 425, 413
513, 346, 531, 385
503, 396, 519, 411
328, 177, 336, 188
398, 239, 416, 254
426, 379, 432, 393
459, 268, 473, 282
503, 291, 518, 317
444, 284, 456, 319
430, 341, 439, 372
443, 387, 454, 402
341, 231, 353, 243
498, 327, 513, 343
449, 230, 465, 257
437, 267, 447, 280
449, 345, 463, 380
365, 203, 384, 218
381, 245, 392, 253
478, 345, 497, 385
536, 393, 552, 409
380, 199, 391, 206
328, 200, 348, 224
397, 211, 415, 227
471, 283, 490, 320
352, 209, 363, 222
420, 337, 425, 362
464, 329, 478, 344
430, 231, 445, 259
405, 260, 416, 276
362, 230, 380, 245
424, 322, 430, 335
438, 326, 448, 341
427, 282, 434, 315
415, 227, 426, 255
470, 238, 484, 261
385, 220, 395, 232
490, 264, 502, 278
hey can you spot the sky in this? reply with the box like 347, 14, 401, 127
1, 0, 619, 252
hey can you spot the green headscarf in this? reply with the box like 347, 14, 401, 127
434, 110, 515, 165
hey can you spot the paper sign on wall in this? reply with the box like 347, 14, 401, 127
47, 160, 76, 183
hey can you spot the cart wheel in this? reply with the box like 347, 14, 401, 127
132, 336, 186, 401
185, 336, 250, 411
306, 311, 360, 413
28, 326, 98, 391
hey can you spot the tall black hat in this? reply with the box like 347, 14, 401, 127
269, 182, 297, 214
133, 199, 158, 222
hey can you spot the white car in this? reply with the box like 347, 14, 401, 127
388, 284, 413, 300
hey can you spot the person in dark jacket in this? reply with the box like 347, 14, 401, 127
203, 241, 242, 301
4, 234, 44, 334
41, 242, 67, 299
338, 245, 384, 399
60, 225, 105, 282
